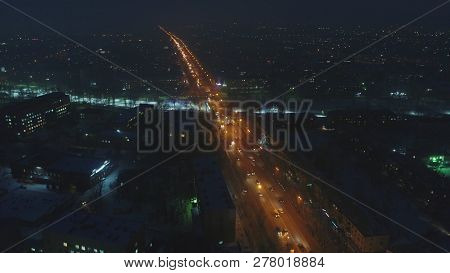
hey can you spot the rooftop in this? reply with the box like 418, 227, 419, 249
334, 198, 388, 237
16, 152, 109, 177
0, 186, 71, 223
47, 156, 109, 176
0, 92, 69, 116
194, 155, 234, 210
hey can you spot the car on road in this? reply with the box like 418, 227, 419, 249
273, 211, 280, 219
276, 181, 286, 190
275, 227, 289, 238
298, 243, 308, 253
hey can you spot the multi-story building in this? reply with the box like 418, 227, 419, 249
0, 185, 73, 252
0, 92, 70, 136
194, 156, 236, 246
332, 201, 390, 252
0, 92, 10, 105
11, 153, 112, 192
42, 213, 144, 253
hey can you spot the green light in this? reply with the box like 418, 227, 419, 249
427, 155, 445, 166
190, 197, 198, 204
429, 155, 444, 163
425, 155, 450, 177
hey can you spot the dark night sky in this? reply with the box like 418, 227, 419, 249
0, 0, 449, 34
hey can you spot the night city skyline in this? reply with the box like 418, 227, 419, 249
0, 0, 450, 264
1, 0, 450, 34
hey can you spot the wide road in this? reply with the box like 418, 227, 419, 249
218, 114, 319, 252
161, 27, 331, 252
160, 26, 216, 98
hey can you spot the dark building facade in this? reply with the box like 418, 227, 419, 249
194, 156, 236, 246
11, 153, 112, 192
0, 92, 70, 136
43, 213, 144, 253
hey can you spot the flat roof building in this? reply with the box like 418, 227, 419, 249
0, 92, 70, 136
0, 185, 72, 226
0, 184, 73, 252
43, 212, 144, 253
194, 155, 236, 246
11, 153, 112, 192
332, 200, 390, 252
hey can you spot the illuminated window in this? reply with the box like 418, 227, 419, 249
63, 242, 68, 247
81, 246, 86, 251
99, 250, 104, 253
75, 244, 79, 249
